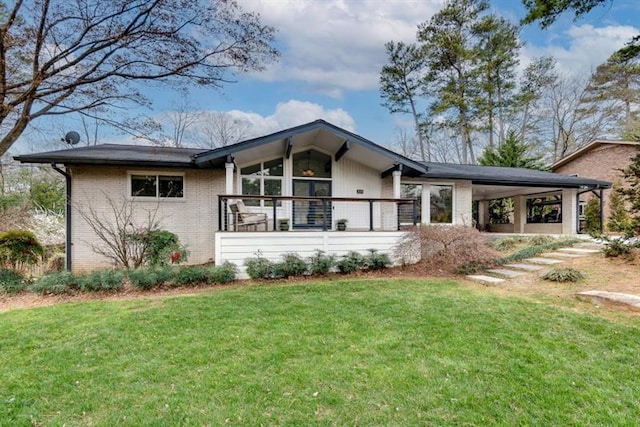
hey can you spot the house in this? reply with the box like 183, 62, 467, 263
15, 120, 610, 274
552, 140, 639, 229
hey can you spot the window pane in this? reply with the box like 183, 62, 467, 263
293, 150, 331, 178
131, 175, 156, 197
242, 177, 260, 206
400, 183, 422, 223
430, 185, 452, 223
240, 163, 261, 176
159, 176, 183, 198
264, 179, 282, 207
263, 158, 283, 177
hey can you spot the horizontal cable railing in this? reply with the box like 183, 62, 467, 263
218, 194, 418, 232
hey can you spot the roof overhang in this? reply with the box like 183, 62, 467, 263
193, 120, 428, 177
14, 144, 201, 169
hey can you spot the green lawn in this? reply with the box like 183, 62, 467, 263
1, 279, 639, 426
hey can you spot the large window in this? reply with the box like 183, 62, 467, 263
131, 174, 184, 198
241, 158, 283, 206
430, 184, 453, 224
527, 195, 562, 223
293, 150, 331, 178
400, 183, 422, 224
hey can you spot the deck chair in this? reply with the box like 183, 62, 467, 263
229, 201, 268, 231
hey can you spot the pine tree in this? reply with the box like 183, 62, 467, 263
478, 130, 546, 170
583, 197, 601, 235
607, 184, 631, 233
617, 141, 640, 236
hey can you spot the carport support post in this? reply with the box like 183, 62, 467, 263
513, 196, 526, 234
562, 188, 578, 235
477, 200, 489, 230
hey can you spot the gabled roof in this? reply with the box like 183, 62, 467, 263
192, 119, 428, 176
421, 162, 610, 189
14, 144, 201, 168
551, 139, 640, 170
12, 119, 611, 190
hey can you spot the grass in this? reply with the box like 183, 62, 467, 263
1, 278, 640, 425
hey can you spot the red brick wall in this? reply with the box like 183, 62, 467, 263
553, 144, 637, 226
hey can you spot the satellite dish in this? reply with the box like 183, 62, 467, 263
63, 131, 80, 145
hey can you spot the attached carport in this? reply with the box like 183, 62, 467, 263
419, 162, 611, 235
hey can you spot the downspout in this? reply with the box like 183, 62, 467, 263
51, 163, 72, 272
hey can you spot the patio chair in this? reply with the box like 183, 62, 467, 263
229, 201, 268, 231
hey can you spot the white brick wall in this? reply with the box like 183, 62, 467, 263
69, 166, 223, 272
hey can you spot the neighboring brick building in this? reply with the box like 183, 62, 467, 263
552, 140, 639, 228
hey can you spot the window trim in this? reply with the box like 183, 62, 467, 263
238, 157, 284, 208
128, 171, 185, 200
428, 182, 455, 224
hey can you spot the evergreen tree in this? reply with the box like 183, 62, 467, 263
478, 130, 546, 170
607, 183, 631, 233
617, 138, 640, 236
583, 196, 601, 235
380, 41, 429, 161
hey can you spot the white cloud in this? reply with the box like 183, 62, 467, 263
241, 0, 444, 97
522, 24, 639, 76
217, 100, 356, 137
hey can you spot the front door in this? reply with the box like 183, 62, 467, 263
293, 180, 332, 229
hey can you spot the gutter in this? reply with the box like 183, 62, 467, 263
51, 163, 72, 272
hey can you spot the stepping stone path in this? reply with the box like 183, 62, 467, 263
577, 291, 640, 311
466, 275, 505, 284
466, 242, 600, 285
486, 268, 525, 278
524, 257, 564, 265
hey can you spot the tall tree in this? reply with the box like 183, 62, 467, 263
0, 0, 278, 156
474, 15, 520, 148
520, 0, 611, 28
582, 49, 640, 137
379, 41, 429, 161
418, 0, 490, 164
521, 0, 638, 61
514, 56, 558, 145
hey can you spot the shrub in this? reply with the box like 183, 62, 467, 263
128, 266, 174, 290
78, 270, 125, 292
498, 238, 582, 264
145, 229, 188, 266
366, 249, 391, 270
273, 253, 307, 278
528, 235, 554, 246
336, 251, 368, 274
0, 229, 45, 271
30, 271, 79, 295
456, 262, 485, 275
601, 238, 637, 258
307, 250, 336, 275
0, 268, 27, 294
488, 237, 521, 251
607, 184, 632, 233
395, 226, 499, 274
245, 253, 275, 280
583, 197, 602, 235
172, 266, 212, 286
210, 262, 238, 284
542, 267, 585, 282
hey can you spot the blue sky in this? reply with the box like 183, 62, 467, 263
13, 0, 640, 154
